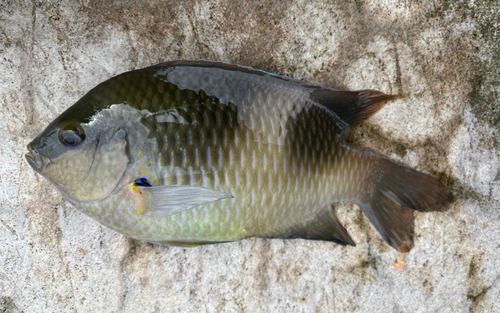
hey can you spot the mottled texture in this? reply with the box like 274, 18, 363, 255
1, 1, 499, 312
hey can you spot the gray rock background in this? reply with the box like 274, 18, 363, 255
0, 0, 499, 312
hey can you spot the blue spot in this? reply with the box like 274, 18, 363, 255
134, 178, 152, 187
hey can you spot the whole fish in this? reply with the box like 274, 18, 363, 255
26, 60, 452, 252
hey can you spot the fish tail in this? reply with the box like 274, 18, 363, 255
356, 155, 453, 252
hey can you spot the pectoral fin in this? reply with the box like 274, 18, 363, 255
130, 183, 233, 217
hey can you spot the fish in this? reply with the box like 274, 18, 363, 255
25, 60, 453, 252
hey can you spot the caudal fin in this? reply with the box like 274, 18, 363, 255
357, 157, 453, 252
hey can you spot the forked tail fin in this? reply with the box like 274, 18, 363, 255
357, 156, 453, 252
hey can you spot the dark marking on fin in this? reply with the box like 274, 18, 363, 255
280, 205, 355, 246
312, 89, 401, 127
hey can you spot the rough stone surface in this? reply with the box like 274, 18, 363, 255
1, 1, 499, 312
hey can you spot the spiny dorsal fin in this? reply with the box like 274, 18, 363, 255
312, 89, 400, 127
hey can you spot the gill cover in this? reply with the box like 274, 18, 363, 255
76, 128, 129, 201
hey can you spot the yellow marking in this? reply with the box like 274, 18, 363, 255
127, 182, 146, 216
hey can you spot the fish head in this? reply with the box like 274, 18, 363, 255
25, 95, 138, 203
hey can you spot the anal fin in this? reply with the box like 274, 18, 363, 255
282, 204, 355, 246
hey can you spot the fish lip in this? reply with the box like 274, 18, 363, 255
25, 151, 36, 166
25, 143, 47, 172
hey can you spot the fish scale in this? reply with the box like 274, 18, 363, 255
27, 60, 452, 252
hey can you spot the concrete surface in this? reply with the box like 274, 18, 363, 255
1, 1, 499, 312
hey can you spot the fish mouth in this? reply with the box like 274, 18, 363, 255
25, 143, 47, 172
25, 151, 36, 166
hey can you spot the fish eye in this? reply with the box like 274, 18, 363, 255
58, 122, 85, 147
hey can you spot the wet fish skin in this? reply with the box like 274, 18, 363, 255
26, 60, 452, 252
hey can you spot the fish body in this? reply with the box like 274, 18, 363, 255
26, 60, 452, 252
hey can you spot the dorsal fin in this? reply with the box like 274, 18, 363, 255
312, 89, 400, 127
151, 60, 398, 128
151, 59, 321, 86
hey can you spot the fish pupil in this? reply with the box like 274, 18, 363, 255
63, 135, 77, 146
134, 178, 152, 187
